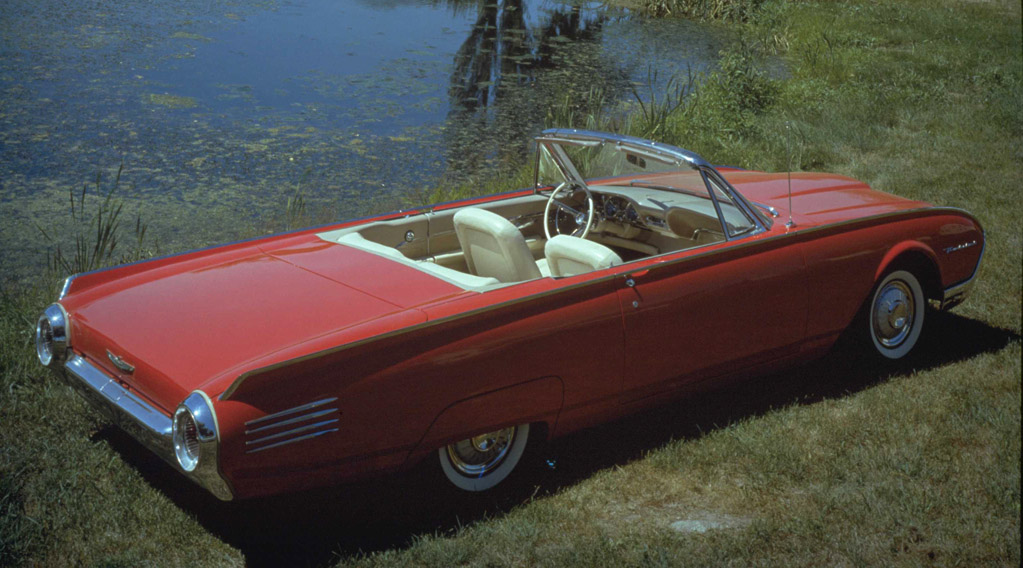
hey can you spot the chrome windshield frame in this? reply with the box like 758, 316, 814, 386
533, 128, 772, 235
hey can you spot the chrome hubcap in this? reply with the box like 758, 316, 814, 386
446, 426, 516, 477
872, 280, 914, 348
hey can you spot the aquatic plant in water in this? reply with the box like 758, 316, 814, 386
629, 66, 700, 138
645, 0, 765, 22
36, 164, 154, 277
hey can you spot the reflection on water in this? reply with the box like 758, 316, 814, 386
443, 0, 625, 186
449, 0, 604, 111
0, 0, 730, 283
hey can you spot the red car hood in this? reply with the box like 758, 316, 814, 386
64, 234, 465, 411
724, 171, 930, 225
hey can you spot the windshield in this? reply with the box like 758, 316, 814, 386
536, 138, 696, 190
534, 131, 766, 237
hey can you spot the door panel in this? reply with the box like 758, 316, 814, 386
617, 240, 807, 402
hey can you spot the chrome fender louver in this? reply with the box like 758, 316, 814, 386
244, 397, 339, 454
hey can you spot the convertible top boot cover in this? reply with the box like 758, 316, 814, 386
453, 208, 543, 283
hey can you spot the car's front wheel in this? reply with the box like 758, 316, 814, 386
438, 423, 529, 491
867, 269, 925, 359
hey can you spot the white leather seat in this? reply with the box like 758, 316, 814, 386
544, 235, 623, 277
453, 208, 543, 283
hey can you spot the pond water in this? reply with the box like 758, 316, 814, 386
0, 0, 731, 284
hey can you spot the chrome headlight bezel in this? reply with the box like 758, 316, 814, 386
172, 405, 202, 472
36, 304, 70, 368
172, 393, 218, 471
172, 391, 233, 500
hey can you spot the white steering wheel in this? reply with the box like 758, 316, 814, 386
544, 181, 595, 240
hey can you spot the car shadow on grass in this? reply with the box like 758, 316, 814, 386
96, 310, 1018, 568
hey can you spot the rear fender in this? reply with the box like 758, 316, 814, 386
404, 376, 564, 467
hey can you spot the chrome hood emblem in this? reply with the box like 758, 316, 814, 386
107, 350, 135, 374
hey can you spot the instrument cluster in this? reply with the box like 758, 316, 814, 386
595, 194, 640, 225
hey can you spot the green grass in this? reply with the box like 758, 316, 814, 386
0, 290, 244, 567
1, 0, 1020, 566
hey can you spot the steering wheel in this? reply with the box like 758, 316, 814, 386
544, 181, 595, 240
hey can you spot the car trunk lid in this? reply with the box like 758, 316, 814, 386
64, 236, 466, 411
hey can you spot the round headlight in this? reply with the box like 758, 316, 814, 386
36, 304, 69, 367
173, 406, 201, 471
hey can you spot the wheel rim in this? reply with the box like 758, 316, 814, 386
872, 279, 915, 348
445, 426, 516, 477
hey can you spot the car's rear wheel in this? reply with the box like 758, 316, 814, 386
867, 269, 925, 359
438, 423, 529, 492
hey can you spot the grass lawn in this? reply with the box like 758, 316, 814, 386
1, 0, 1019, 566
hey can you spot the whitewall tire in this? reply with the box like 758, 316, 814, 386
438, 424, 530, 492
867, 269, 925, 359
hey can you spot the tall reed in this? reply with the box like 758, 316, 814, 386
544, 87, 631, 133
645, 0, 765, 21
36, 164, 153, 276
629, 66, 701, 139
284, 166, 313, 231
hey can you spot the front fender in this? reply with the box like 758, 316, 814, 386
874, 240, 939, 282
404, 376, 564, 467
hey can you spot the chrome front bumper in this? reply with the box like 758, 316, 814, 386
59, 355, 234, 500
940, 276, 976, 310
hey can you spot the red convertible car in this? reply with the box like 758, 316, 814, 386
36, 129, 984, 500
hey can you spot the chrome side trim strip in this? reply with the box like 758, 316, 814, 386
222, 206, 979, 400
58, 275, 76, 300
245, 408, 339, 434
243, 399, 342, 453
245, 428, 339, 454
244, 397, 337, 427
246, 419, 340, 446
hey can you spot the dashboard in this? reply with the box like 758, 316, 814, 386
591, 191, 669, 233
595, 194, 639, 224
549, 183, 752, 256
